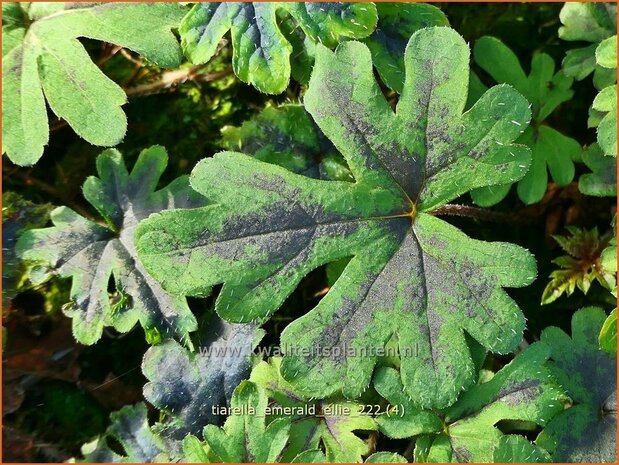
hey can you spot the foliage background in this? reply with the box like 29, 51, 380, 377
2, 2, 615, 461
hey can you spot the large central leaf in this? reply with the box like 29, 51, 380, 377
137, 27, 535, 409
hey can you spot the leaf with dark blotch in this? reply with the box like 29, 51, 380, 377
137, 28, 535, 409
579, 143, 617, 197
80, 403, 165, 463
470, 36, 580, 206
362, 3, 448, 92
17, 146, 204, 345
536, 307, 617, 463
558, 3, 617, 43
2, 2, 185, 166
558, 3, 617, 82
382, 344, 565, 463
142, 316, 264, 442
249, 358, 377, 463
180, 2, 377, 94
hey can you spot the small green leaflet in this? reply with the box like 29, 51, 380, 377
596, 35, 618, 69
184, 381, 291, 462
79, 403, 165, 463
17, 146, 204, 345
579, 143, 617, 197
591, 84, 617, 158
142, 316, 263, 442
599, 308, 617, 353
137, 27, 535, 409
470, 36, 580, 206
179, 2, 378, 94
249, 358, 377, 463
536, 307, 617, 463
2, 2, 185, 166
375, 343, 564, 462
362, 2, 448, 92
558, 2, 617, 85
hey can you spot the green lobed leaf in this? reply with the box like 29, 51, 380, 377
364, 452, 408, 463
142, 316, 264, 444
17, 146, 204, 345
197, 381, 291, 462
599, 308, 617, 353
558, 3, 617, 83
79, 403, 165, 463
536, 307, 617, 463
561, 44, 598, 81
137, 27, 535, 409
362, 2, 448, 92
179, 2, 378, 94
596, 35, 618, 69
579, 143, 617, 197
470, 36, 579, 205
2, 2, 185, 166
250, 357, 377, 463
493, 435, 551, 463
378, 343, 565, 462
591, 84, 617, 157
558, 3, 617, 43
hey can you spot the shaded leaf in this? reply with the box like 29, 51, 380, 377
470, 36, 579, 205
17, 146, 204, 345
378, 343, 565, 462
363, 3, 448, 92
221, 104, 340, 179
2, 2, 185, 166
579, 143, 617, 197
541, 225, 616, 304
142, 316, 264, 442
179, 2, 377, 94
562, 44, 598, 81
137, 28, 535, 409
80, 403, 165, 463
536, 307, 617, 463
2, 192, 52, 307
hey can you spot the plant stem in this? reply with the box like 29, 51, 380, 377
432, 204, 534, 223
125, 66, 233, 97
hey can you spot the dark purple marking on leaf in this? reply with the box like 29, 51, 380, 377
142, 316, 263, 441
